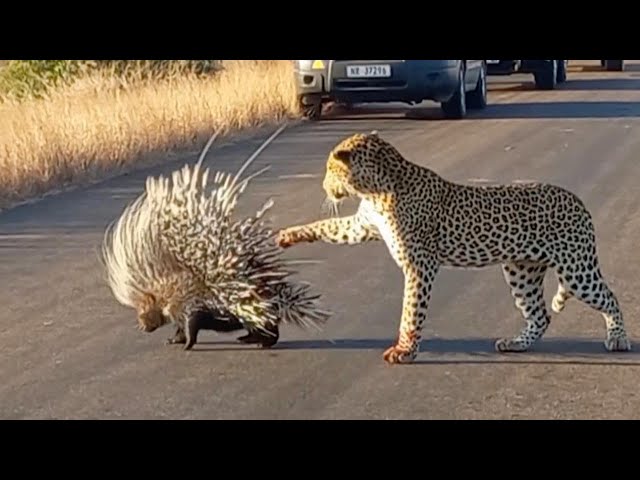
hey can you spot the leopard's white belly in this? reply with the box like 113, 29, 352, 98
357, 200, 403, 268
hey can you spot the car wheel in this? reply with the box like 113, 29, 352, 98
299, 95, 322, 121
466, 62, 487, 109
441, 64, 467, 119
604, 60, 624, 71
303, 104, 322, 120
556, 60, 568, 83
534, 60, 557, 90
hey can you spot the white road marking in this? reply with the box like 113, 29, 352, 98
277, 174, 320, 180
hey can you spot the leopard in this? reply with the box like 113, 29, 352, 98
275, 131, 631, 365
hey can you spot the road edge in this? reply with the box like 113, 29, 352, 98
0, 118, 305, 215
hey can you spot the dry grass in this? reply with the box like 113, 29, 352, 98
0, 60, 300, 210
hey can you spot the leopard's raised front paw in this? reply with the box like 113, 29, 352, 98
276, 227, 313, 249
383, 344, 417, 365
275, 228, 299, 249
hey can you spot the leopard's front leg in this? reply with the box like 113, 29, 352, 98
276, 213, 380, 248
383, 258, 440, 365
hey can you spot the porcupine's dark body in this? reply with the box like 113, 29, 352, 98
167, 308, 279, 350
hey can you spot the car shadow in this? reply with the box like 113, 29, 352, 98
319, 101, 640, 122
470, 101, 640, 119
320, 103, 444, 121
556, 78, 640, 91
190, 336, 640, 366
494, 77, 640, 92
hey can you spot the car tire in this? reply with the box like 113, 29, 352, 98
604, 60, 624, 71
534, 60, 557, 90
466, 62, 487, 109
299, 95, 322, 121
556, 60, 568, 83
303, 104, 322, 121
441, 64, 467, 119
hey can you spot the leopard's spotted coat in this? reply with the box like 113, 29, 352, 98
276, 132, 631, 364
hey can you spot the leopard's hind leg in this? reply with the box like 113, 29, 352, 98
496, 261, 550, 353
555, 260, 631, 352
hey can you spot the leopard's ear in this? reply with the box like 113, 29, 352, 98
370, 130, 379, 137
332, 148, 351, 165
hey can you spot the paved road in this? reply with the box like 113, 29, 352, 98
2, 60, 640, 419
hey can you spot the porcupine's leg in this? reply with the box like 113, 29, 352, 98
237, 323, 280, 348
166, 325, 187, 345
276, 213, 381, 247
184, 316, 199, 351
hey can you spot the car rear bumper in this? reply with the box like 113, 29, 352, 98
295, 60, 460, 104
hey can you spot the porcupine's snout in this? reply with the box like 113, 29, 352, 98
137, 307, 168, 333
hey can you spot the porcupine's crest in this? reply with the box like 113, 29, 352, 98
139, 126, 332, 333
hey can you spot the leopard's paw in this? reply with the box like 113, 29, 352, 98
494, 337, 530, 353
276, 228, 301, 249
382, 344, 417, 365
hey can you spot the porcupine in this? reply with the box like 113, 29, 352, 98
100, 127, 332, 350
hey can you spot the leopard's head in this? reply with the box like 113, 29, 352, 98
322, 131, 404, 206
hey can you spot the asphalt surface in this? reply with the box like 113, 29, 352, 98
2, 60, 640, 419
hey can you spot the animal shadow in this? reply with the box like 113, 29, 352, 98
192, 336, 640, 366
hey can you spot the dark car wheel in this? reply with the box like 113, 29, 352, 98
303, 104, 322, 120
466, 62, 487, 109
441, 64, 467, 119
556, 60, 568, 83
299, 95, 322, 121
604, 60, 624, 71
534, 60, 557, 90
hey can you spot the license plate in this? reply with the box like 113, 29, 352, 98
486, 60, 500, 64
346, 64, 391, 78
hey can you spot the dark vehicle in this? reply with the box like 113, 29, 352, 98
486, 60, 568, 90
294, 60, 488, 120
601, 60, 624, 71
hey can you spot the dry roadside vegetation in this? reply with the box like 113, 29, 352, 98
0, 60, 300, 210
